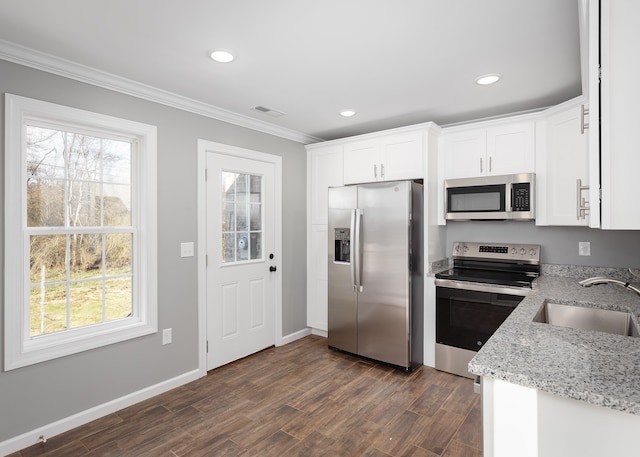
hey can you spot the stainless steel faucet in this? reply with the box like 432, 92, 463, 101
579, 277, 640, 297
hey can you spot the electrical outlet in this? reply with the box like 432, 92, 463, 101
180, 242, 194, 258
162, 328, 172, 345
579, 241, 591, 256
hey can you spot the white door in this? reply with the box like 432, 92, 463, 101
206, 151, 278, 370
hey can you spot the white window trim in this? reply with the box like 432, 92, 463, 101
4, 93, 158, 370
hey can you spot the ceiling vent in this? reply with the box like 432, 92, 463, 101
252, 105, 285, 117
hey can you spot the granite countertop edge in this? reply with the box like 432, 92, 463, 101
468, 267, 640, 416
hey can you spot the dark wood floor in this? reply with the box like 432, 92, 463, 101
12, 335, 482, 457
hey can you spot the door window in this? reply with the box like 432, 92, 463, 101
221, 171, 263, 263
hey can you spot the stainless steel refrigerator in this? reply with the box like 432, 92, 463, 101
328, 180, 423, 370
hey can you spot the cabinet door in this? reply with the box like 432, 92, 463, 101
536, 104, 589, 226
443, 129, 486, 179
343, 139, 380, 184
380, 132, 424, 181
487, 121, 535, 175
307, 225, 328, 331
599, 0, 640, 229
309, 145, 343, 225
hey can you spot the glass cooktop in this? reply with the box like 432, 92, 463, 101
435, 267, 537, 288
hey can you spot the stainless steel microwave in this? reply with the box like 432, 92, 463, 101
444, 173, 535, 221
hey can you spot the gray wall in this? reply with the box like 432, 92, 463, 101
446, 222, 640, 268
0, 60, 307, 442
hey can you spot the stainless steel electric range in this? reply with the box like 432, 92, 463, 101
434, 241, 540, 379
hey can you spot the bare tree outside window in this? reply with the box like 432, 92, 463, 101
26, 125, 133, 336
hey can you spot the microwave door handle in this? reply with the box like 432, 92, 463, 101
508, 184, 513, 211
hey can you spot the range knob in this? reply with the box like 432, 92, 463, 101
454, 244, 461, 253
510, 248, 517, 255
529, 248, 537, 256
520, 248, 526, 255
463, 245, 469, 253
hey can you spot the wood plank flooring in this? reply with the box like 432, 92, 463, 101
12, 335, 482, 457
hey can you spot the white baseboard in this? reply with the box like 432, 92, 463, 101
279, 327, 312, 346
0, 368, 204, 456
311, 328, 328, 338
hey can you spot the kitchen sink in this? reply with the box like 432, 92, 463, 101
533, 302, 640, 337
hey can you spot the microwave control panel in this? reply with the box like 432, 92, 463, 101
512, 182, 531, 212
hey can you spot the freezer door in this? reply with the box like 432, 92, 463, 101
327, 186, 358, 353
357, 181, 412, 367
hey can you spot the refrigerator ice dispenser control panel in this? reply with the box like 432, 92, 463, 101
334, 228, 351, 263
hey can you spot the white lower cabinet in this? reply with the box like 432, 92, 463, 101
483, 377, 640, 457
536, 98, 590, 226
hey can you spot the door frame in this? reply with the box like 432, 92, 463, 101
197, 139, 283, 375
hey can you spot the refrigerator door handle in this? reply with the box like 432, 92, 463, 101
355, 208, 364, 292
350, 209, 357, 291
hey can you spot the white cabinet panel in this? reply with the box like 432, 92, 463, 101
309, 145, 344, 225
536, 101, 589, 226
380, 132, 424, 181
598, 0, 640, 229
343, 131, 424, 184
343, 139, 379, 184
487, 121, 535, 175
443, 129, 486, 179
443, 121, 535, 179
307, 225, 328, 331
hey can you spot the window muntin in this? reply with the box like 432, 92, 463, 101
4, 94, 157, 370
221, 171, 263, 264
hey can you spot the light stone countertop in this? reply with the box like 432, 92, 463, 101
468, 272, 640, 416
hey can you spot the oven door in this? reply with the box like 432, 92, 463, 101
436, 281, 525, 352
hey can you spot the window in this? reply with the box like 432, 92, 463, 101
4, 94, 157, 370
220, 171, 263, 263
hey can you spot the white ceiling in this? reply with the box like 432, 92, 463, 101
0, 0, 583, 143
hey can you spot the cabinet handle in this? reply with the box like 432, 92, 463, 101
480, 158, 483, 173
380, 163, 385, 179
581, 104, 589, 135
373, 164, 377, 178
489, 156, 492, 173
577, 178, 590, 220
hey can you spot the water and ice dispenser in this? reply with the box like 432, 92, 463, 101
334, 228, 350, 263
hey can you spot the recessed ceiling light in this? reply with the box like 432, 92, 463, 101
210, 50, 235, 63
340, 109, 357, 117
475, 74, 501, 85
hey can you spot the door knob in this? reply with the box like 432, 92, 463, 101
269, 266, 277, 272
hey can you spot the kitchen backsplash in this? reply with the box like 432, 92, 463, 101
445, 221, 640, 269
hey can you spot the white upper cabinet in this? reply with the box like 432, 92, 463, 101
443, 120, 535, 179
442, 129, 486, 179
308, 144, 344, 225
594, 0, 640, 229
536, 98, 590, 226
343, 131, 424, 184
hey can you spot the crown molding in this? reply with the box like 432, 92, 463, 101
0, 39, 323, 144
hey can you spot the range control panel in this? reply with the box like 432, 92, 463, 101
453, 241, 540, 262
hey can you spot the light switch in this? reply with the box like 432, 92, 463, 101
162, 328, 172, 345
180, 242, 194, 257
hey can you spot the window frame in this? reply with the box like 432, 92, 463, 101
4, 94, 158, 371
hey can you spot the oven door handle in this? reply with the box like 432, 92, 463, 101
435, 278, 531, 297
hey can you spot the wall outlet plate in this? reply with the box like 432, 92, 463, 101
579, 241, 591, 256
